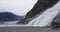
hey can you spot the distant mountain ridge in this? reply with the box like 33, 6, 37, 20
0, 12, 24, 22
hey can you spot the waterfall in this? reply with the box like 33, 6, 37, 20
27, 1, 60, 27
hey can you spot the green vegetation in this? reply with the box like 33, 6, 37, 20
17, 0, 59, 24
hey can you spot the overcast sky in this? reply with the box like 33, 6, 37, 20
0, 0, 37, 16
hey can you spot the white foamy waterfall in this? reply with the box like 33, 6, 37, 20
27, 1, 60, 27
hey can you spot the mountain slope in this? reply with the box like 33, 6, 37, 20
0, 12, 23, 22
17, 0, 59, 24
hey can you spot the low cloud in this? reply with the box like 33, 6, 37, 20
0, 0, 37, 16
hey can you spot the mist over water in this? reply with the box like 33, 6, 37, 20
0, 0, 60, 27
0, 0, 37, 24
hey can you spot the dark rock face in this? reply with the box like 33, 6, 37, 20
51, 12, 60, 29
17, 0, 59, 24
0, 12, 23, 22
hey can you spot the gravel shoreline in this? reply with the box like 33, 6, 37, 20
0, 27, 60, 32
